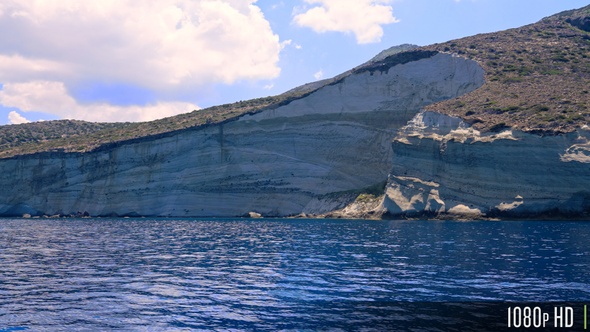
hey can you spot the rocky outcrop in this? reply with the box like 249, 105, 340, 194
0, 52, 484, 217
383, 111, 590, 219
319, 194, 386, 220
566, 15, 590, 32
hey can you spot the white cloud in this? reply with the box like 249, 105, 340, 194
293, 0, 398, 44
0, 0, 282, 122
0, 81, 197, 122
314, 70, 324, 80
0, 0, 281, 89
280, 39, 303, 51
8, 111, 30, 124
281, 39, 293, 49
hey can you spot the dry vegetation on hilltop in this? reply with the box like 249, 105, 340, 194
0, 94, 305, 158
424, 5, 590, 133
0, 121, 128, 157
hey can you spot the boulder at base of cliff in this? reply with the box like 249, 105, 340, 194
247, 212, 263, 218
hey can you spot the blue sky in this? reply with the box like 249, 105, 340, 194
0, 0, 588, 125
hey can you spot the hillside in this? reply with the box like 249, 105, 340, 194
0, 94, 306, 158
0, 5, 589, 159
0, 120, 127, 154
424, 5, 590, 133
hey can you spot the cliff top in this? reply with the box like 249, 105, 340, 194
0, 5, 589, 158
424, 4, 590, 134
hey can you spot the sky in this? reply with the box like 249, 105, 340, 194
0, 0, 588, 125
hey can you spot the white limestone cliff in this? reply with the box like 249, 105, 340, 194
0, 53, 484, 217
383, 111, 590, 219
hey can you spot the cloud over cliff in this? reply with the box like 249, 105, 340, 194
0, 81, 197, 123
0, 0, 281, 122
293, 0, 398, 44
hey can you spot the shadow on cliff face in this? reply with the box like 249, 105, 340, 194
379, 190, 590, 221
353, 50, 439, 76
3, 203, 40, 217
567, 15, 590, 32
483, 191, 590, 220
562, 191, 590, 217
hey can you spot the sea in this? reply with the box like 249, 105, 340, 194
0, 218, 589, 331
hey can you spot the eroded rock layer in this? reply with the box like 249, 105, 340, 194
0, 53, 484, 217
384, 111, 590, 219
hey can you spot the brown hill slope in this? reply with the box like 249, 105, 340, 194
424, 5, 590, 133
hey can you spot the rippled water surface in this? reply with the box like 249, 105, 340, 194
1, 218, 589, 331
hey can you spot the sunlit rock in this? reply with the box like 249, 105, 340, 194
384, 111, 590, 219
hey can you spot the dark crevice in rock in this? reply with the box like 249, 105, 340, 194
353, 50, 439, 76
567, 16, 590, 32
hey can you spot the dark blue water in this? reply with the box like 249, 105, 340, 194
0, 218, 589, 331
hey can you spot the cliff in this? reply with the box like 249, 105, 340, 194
376, 5, 590, 220
0, 52, 484, 217
2, 5, 590, 219
382, 111, 590, 219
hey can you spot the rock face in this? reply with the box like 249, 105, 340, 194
0, 53, 484, 217
567, 16, 590, 32
384, 111, 590, 219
